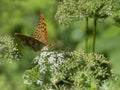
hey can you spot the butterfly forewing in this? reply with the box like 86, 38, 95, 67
33, 13, 49, 46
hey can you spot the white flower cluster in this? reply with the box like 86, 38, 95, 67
0, 35, 19, 63
34, 51, 65, 73
24, 79, 32, 85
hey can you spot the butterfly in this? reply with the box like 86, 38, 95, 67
14, 12, 49, 51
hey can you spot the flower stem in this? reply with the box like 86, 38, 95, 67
85, 17, 88, 53
92, 16, 97, 54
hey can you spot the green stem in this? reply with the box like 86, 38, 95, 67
92, 16, 97, 54
85, 17, 88, 53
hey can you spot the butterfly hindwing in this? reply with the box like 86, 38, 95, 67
14, 33, 45, 51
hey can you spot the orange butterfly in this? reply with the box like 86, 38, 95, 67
14, 13, 49, 51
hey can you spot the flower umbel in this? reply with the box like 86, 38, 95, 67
0, 35, 19, 63
23, 51, 113, 90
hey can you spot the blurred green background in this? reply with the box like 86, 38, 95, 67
0, 0, 120, 90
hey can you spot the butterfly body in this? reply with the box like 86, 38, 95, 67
14, 12, 49, 51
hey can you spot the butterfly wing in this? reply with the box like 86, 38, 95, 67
14, 33, 45, 51
33, 13, 49, 46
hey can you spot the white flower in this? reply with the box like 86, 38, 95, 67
39, 65, 47, 73
34, 51, 66, 74
34, 56, 40, 63
57, 53, 64, 57
48, 89, 55, 90
24, 80, 32, 85
38, 58, 45, 65
48, 56, 56, 64
36, 80, 43, 85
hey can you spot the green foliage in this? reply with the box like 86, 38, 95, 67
55, 0, 118, 53
55, 0, 117, 24
0, 35, 19, 63
0, 0, 120, 90
99, 77, 120, 90
23, 51, 113, 90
